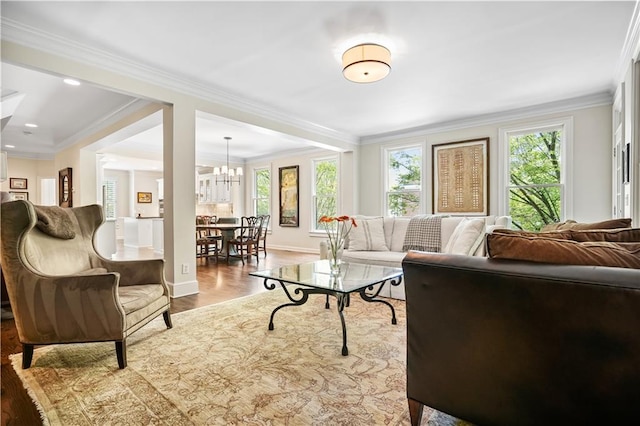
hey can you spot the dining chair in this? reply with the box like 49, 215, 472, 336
257, 214, 271, 257
196, 216, 222, 262
227, 216, 262, 264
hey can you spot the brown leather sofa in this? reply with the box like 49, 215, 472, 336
403, 251, 640, 425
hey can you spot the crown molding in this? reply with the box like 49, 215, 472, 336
4, 150, 54, 161
360, 92, 613, 145
57, 99, 154, 151
615, 0, 640, 81
1, 18, 359, 147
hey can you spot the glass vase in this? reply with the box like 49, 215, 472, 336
328, 241, 343, 275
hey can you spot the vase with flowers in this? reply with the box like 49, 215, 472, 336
318, 215, 357, 274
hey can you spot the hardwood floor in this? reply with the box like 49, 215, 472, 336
1, 247, 317, 425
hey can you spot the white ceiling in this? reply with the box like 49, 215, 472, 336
1, 1, 637, 170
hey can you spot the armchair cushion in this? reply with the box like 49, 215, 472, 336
34, 205, 77, 239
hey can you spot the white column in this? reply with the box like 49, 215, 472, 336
163, 103, 198, 297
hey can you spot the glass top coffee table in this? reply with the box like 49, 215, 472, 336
250, 260, 403, 356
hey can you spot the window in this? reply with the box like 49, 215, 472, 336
103, 179, 117, 220
385, 145, 422, 216
312, 157, 338, 231
500, 118, 573, 231
253, 168, 271, 220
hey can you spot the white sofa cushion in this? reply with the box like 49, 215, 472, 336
443, 218, 486, 255
389, 217, 410, 252
341, 250, 406, 268
348, 217, 389, 251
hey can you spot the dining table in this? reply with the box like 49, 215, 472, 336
196, 223, 256, 259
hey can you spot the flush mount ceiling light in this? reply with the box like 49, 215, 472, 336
342, 43, 391, 83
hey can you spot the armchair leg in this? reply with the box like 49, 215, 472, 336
22, 344, 34, 369
163, 310, 173, 329
116, 340, 127, 369
408, 398, 424, 426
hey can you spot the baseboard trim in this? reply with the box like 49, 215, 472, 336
167, 280, 199, 298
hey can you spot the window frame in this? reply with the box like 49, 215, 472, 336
103, 179, 117, 220
498, 117, 574, 223
252, 166, 271, 226
383, 142, 424, 217
311, 155, 339, 233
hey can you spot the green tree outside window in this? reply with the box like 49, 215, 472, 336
508, 130, 562, 231
314, 159, 337, 230
387, 147, 421, 216
255, 168, 270, 217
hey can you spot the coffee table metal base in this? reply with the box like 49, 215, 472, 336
261, 277, 402, 356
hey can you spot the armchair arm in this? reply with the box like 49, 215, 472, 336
11, 272, 126, 344
97, 258, 166, 287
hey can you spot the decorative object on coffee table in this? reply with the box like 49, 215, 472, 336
319, 215, 357, 274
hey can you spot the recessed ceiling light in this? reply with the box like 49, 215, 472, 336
5, 145, 15, 148
25, 123, 38, 128
63, 78, 81, 86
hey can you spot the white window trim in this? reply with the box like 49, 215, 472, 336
252, 165, 271, 226
310, 155, 340, 234
382, 141, 425, 216
498, 116, 574, 219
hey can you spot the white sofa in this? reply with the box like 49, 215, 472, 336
330, 215, 511, 300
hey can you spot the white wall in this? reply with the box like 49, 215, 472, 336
132, 170, 163, 217
245, 149, 356, 253
1, 157, 56, 204
359, 104, 613, 223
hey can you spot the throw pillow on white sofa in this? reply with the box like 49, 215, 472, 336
443, 218, 486, 255
349, 217, 389, 251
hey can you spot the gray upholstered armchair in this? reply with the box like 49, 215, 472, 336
0, 200, 172, 369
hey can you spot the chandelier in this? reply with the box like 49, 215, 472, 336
213, 137, 242, 187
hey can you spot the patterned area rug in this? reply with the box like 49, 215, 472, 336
11, 290, 467, 425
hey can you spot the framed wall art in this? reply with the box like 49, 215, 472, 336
58, 167, 73, 207
137, 192, 152, 203
9, 177, 28, 190
279, 165, 299, 227
10, 191, 28, 201
432, 137, 489, 215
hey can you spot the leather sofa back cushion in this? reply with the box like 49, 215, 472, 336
486, 233, 640, 269
541, 218, 632, 232
493, 227, 640, 242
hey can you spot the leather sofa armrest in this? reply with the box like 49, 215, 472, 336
402, 251, 640, 425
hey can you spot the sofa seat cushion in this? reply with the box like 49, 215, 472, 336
119, 284, 166, 314
487, 233, 640, 269
341, 250, 407, 268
